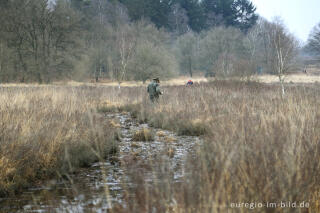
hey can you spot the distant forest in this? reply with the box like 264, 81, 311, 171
0, 0, 318, 83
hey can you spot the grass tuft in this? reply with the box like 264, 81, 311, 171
132, 128, 155, 141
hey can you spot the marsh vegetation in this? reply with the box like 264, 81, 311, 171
1, 81, 320, 212
1, 0, 320, 212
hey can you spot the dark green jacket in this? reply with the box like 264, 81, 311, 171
147, 81, 162, 99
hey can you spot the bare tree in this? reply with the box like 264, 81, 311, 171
246, 24, 260, 64
87, 0, 114, 82
1, 0, 82, 83
109, 19, 168, 87
243, 20, 269, 78
129, 41, 176, 83
0, 19, 10, 81
306, 22, 320, 56
79, 0, 130, 82
199, 27, 247, 77
248, 18, 299, 95
175, 31, 199, 77
268, 18, 299, 96
113, 24, 137, 88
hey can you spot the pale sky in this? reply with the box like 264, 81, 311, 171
251, 0, 320, 43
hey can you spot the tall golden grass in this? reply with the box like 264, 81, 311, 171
0, 86, 117, 196
2, 81, 320, 212
100, 81, 320, 213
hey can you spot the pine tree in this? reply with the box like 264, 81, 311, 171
201, 0, 257, 31
177, 0, 206, 32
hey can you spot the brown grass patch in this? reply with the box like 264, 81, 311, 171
131, 142, 141, 148
97, 80, 320, 212
162, 136, 177, 143
4, 80, 320, 212
166, 147, 175, 158
132, 128, 155, 141
110, 120, 121, 128
0, 86, 118, 196
257, 73, 320, 83
156, 131, 167, 137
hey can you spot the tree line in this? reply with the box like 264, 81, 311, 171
118, 0, 258, 33
0, 0, 318, 83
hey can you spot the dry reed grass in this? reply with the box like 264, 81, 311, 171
132, 128, 154, 141
257, 73, 320, 83
98, 80, 320, 213
0, 86, 118, 196
3, 79, 320, 213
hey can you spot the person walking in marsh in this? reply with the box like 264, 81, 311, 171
147, 78, 163, 102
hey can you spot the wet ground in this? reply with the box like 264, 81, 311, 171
0, 112, 201, 213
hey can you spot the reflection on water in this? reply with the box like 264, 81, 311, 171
0, 113, 200, 212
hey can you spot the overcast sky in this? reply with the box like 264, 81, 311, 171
251, 0, 320, 43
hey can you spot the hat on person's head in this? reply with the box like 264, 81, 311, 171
153, 78, 160, 82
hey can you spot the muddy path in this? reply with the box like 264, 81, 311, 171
0, 112, 201, 213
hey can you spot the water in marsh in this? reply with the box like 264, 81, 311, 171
0, 112, 201, 213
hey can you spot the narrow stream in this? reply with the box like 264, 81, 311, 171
0, 112, 201, 213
